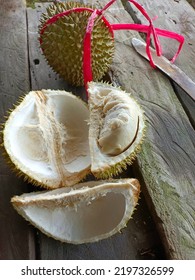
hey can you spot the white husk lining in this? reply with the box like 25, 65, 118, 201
11, 179, 140, 244
3, 90, 91, 189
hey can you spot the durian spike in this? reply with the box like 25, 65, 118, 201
11, 178, 140, 244
39, 0, 184, 90
39, 1, 114, 87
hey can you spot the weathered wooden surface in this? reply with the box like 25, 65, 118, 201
109, 0, 195, 259
26, 1, 165, 260
0, 0, 35, 259
1, 0, 194, 260
123, 0, 195, 126
187, 0, 195, 9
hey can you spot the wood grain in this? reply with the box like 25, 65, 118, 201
186, 0, 195, 9
26, 0, 165, 260
123, 0, 195, 126
104, 0, 195, 259
0, 0, 35, 259
2, 0, 194, 260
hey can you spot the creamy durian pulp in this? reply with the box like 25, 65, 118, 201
3, 90, 90, 189
3, 83, 145, 187
88, 82, 145, 178
4, 83, 145, 243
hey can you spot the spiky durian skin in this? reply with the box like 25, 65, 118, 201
0, 96, 43, 187
39, 2, 114, 86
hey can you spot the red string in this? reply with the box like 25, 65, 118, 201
101, 0, 184, 67
39, 0, 185, 99
83, 10, 99, 98
128, 0, 162, 58
39, 7, 94, 44
112, 24, 184, 65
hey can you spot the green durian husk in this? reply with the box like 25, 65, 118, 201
39, 1, 114, 86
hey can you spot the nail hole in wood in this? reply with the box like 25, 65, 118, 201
34, 59, 40, 65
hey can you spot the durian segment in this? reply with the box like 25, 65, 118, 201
3, 90, 91, 189
88, 82, 146, 178
39, 2, 114, 86
11, 178, 140, 244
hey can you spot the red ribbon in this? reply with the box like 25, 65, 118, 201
40, 0, 185, 99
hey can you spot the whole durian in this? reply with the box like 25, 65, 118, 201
39, 1, 114, 86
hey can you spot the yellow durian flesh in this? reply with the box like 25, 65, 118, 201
11, 178, 140, 244
3, 90, 91, 189
88, 82, 146, 178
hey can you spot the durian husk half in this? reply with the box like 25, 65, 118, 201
3, 89, 91, 189
39, 1, 114, 86
11, 178, 140, 244
88, 82, 146, 178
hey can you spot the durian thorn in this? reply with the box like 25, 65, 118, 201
40, 2, 114, 88
93, 135, 146, 180
40, 7, 94, 41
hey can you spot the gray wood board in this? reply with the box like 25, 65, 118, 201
0, 0, 35, 259
104, 0, 194, 259
123, 0, 195, 127
26, 1, 165, 260
186, 0, 195, 9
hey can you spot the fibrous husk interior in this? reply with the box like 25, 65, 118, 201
3, 90, 90, 189
11, 178, 140, 244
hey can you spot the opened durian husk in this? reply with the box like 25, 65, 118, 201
87, 82, 146, 178
11, 178, 140, 244
3, 89, 91, 189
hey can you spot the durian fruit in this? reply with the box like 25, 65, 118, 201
3, 90, 91, 189
88, 82, 145, 178
39, 1, 114, 86
11, 178, 140, 244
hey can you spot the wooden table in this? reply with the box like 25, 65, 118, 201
0, 0, 194, 260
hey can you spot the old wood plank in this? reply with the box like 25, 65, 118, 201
187, 0, 195, 9
26, 1, 165, 260
123, 0, 195, 126
0, 0, 35, 259
101, 0, 194, 259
